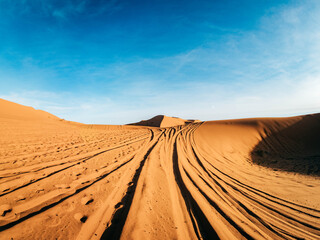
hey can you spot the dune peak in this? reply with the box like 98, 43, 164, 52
128, 115, 200, 128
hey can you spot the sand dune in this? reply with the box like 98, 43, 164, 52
129, 115, 200, 128
0, 98, 59, 121
0, 98, 319, 239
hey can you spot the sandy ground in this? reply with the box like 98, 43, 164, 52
0, 99, 319, 239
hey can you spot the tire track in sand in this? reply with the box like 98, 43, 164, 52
1, 123, 319, 240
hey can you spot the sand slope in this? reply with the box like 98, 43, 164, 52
0, 99, 319, 239
0, 98, 59, 121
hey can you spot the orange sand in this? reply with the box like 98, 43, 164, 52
0, 98, 319, 239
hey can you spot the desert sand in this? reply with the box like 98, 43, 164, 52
0, 98, 319, 240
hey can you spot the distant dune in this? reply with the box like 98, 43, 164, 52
0, 98, 319, 240
129, 114, 201, 128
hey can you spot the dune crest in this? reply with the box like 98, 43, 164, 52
0, 99, 319, 240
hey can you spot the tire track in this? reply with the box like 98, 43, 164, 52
0, 134, 149, 197
1, 122, 319, 240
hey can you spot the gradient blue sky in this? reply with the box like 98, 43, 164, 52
1, 0, 320, 124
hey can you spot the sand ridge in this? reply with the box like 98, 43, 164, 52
0, 98, 319, 239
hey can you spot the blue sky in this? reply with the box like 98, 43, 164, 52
0, 0, 320, 124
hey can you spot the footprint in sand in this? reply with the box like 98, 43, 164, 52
55, 184, 70, 189
74, 213, 88, 223
15, 195, 26, 201
81, 196, 94, 205
0, 204, 12, 216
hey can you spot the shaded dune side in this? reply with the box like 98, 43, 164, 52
132, 115, 165, 127
251, 114, 320, 175
199, 114, 320, 175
